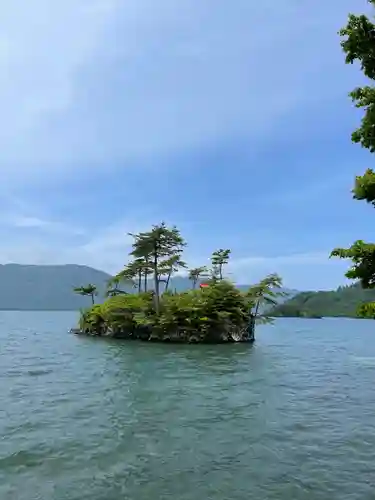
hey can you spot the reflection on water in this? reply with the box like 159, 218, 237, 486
0, 313, 375, 499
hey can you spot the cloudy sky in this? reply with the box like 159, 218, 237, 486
0, 0, 372, 290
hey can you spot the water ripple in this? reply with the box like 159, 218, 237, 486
1, 314, 375, 499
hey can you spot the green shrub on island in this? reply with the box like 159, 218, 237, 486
74, 223, 284, 343
79, 293, 154, 338
79, 282, 249, 342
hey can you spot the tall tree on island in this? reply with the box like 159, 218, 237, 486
113, 261, 142, 293
330, 1, 375, 316
158, 254, 187, 292
73, 284, 98, 305
142, 255, 152, 293
246, 273, 285, 323
211, 249, 231, 280
127, 237, 153, 293
132, 258, 147, 293
130, 223, 186, 313
188, 266, 208, 289
106, 276, 125, 297
106, 268, 139, 297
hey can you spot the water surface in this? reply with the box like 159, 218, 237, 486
1, 313, 374, 499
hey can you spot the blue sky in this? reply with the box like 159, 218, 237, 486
0, 0, 373, 290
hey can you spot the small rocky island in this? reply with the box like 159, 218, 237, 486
72, 223, 284, 343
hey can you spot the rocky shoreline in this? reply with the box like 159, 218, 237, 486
70, 321, 255, 344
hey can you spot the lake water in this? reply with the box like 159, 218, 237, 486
0, 312, 374, 499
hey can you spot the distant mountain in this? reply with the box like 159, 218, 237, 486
269, 283, 375, 318
0, 264, 111, 310
0, 264, 298, 310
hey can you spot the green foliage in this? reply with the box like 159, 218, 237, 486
246, 273, 285, 323
269, 303, 319, 319
246, 273, 284, 307
76, 221, 284, 342
79, 280, 258, 342
129, 223, 186, 312
331, 3, 375, 317
79, 293, 154, 336
113, 260, 142, 293
269, 284, 375, 318
188, 266, 208, 289
105, 275, 132, 297
353, 168, 375, 205
357, 301, 375, 318
78, 275, 283, 342
102, 293, 154, 333
157, 280, 249, 341
158, 255, 187, 292
73, 284, 98, 304
331, 241, 375, 288
339, 4, 375, 151
79, 304, 104, 331
211, 249, 231, 280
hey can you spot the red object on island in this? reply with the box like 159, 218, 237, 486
200, 283, 209, 288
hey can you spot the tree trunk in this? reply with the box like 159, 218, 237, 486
143, 270, 147, 292
248, 314, 256, 341
153, 245, 160, 314
138, 270, 142, 293
254, 298, 261, 318
144, 257, 149, 292
91, 294, 95, 305
165, 270, 172, 291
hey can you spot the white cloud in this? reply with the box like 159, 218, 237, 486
230, 252, 331, 268
154, 249, 351, 290
227, 251, 352, 290
0, 0, 364, 292
0, 210, 84, 236
0, 0, 364, 183
10, 216, 49, 228
0, 216, 151, 274
0, 0, 119, 178
0, 209, 353, 290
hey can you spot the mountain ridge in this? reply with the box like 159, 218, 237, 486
0, 264, 297, 310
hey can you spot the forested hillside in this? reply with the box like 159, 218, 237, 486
270, 284, 375, 318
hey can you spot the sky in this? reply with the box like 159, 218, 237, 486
0, 0, 373, 290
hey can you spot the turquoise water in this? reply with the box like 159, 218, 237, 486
1, 312, 374, 499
